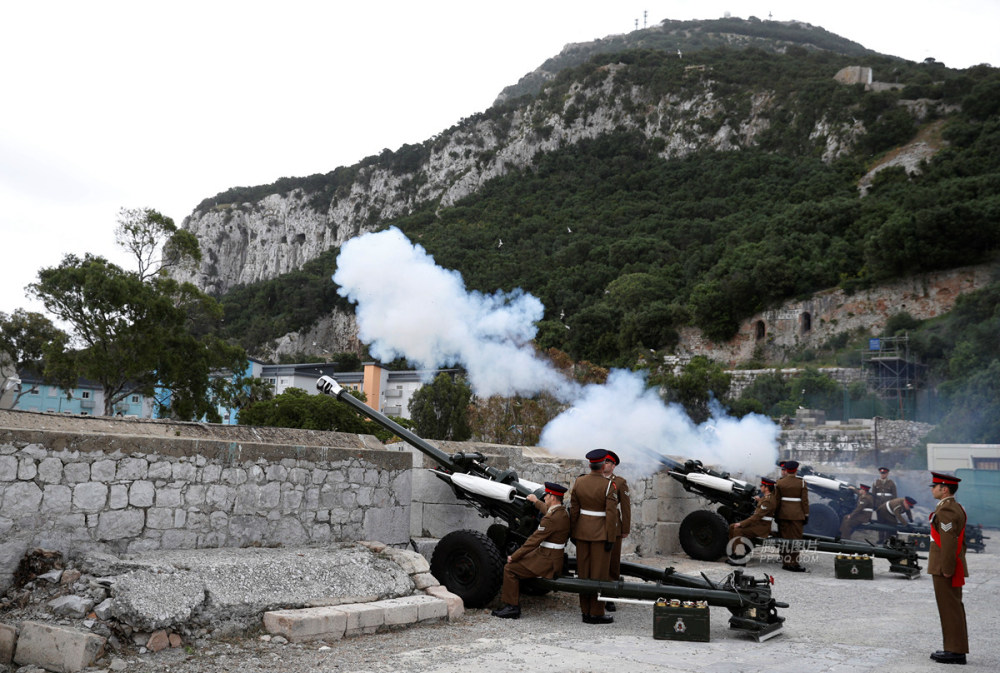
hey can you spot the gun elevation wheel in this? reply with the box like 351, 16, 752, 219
679, 510, 729, 561
803, 502, 839, 538
430, 529, 504, 608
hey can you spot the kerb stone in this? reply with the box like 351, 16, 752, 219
423, 585, 464, 621
337, 603, 385, 636
13, 621, 106, 673
0, 622, 15, 664
263, 606, 347, 642
379, 595, 445, 625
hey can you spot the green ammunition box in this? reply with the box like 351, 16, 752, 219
834, 555, 874, 580
653, 600, 711, 641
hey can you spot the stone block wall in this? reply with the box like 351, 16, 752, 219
0, 412, 412, 592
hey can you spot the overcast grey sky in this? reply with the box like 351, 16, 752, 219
2, 0, 998, 317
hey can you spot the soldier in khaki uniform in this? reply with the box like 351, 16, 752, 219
727, 477, 776, 565
839, 483, 875, 540
570, 449, 619, 624
928, 472, 969, 665
492, 482, 571, 620
774, 460, 809, 572
873, 467, 898, 542
602, 450, 630, 613
876, 495, 916, 528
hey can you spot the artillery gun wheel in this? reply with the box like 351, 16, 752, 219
679, 510, 729, 561
430, 529, 504, 608
802, 502, 839, 538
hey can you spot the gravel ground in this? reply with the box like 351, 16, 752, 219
105, 542, 998, 673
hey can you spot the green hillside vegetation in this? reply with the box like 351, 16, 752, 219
209, 41, 1000, 440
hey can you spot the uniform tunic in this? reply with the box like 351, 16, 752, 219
608, 474, 631, 582
729, 492, 775, 540
928, 495, 969, 654
872, 476, 898, 509
839, 490, 875, 539
876, 497, 913, 526
500, 499, 571, 606
774, 473, 809, 566
570, 471, 619, 617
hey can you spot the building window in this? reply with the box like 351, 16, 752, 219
131, 395, 140, 403
81, 391, 90, 399
30, 388, 40, 395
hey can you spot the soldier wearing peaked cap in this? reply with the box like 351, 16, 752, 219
569, 449, 619, 624
601, 450, 630, 613
774, 460, 809, 572
726, 477, 776, 565
876, 495, 916, 528
928, 472, 969, 664
839, 483, 875, 540
492, 482, 571, 620
873, 467, 899, 542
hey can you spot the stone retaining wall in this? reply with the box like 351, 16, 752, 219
0, 411, 412, 591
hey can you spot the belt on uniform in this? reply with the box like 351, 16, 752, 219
876, 492, 892, 496
782, 497, 802, 501
863, 508, 874, 512
580, 509, 606, 517
540, 541, 566, 550
762, 516, 774, 521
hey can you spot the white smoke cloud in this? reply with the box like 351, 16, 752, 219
538, 370, 779, 478
334, 227, 779, 479
333, 227, 578, 399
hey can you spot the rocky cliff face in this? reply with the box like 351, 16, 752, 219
175, 64, 868, 297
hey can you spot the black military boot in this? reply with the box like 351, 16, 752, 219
605, 601, 616, 612
491, 604, 521, 619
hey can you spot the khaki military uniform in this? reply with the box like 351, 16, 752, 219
570, 471, 619, 617
500, 498, 571, 606
839, 490, 875, 539
876, 497, 913, 527
928, 496, 969, 654
729, 492, 775, 540
872, 476, 897, 508
608, 474, 631, 582
774, 473, 809, 566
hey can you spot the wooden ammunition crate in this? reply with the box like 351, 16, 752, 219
834, 556, 874, 580
653, 600, 711, 641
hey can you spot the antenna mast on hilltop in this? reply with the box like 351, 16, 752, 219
644, 10, 648, 28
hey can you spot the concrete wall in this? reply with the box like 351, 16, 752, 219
927, 444, 1000, 471
0, 410, 412, 591
780, 418, 933, 467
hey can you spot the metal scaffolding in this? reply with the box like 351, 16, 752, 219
860, 334, 922, 419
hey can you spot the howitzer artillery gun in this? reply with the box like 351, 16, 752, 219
663, 457, 923, 578
316, 375, 787, 640
797, 465, 988, 553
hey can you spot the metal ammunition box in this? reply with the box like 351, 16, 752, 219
834, 555, 874, 580
653, 600, 711, 641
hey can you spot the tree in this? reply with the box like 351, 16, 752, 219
408, 373, 473, 440
239, 387, 371, 432
469, 392, 562, 445
210, 375, 276, 421
653, 356, 732, 423
114, 207, 201, 281
0, 310, 70, 404
29, 254, 244, 419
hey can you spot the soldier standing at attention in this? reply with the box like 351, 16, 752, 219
774, 460, 809, 572
727, 477, 776, 565
491, 482, 570, 620
928, 472, 969, 665
873, 467, 898, 542
570, 449, 619, 624
601, 450, 630, 613
839, 483, 876, 540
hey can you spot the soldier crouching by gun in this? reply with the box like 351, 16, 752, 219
726, 477, 776, 565
839, 483, 875, 540
492, 482, 571, 619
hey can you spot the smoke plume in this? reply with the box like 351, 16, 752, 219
334, 227, 778, 478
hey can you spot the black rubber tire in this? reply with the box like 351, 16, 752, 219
430, 529, 504, 608
679, 510, 729, 561
803, 502, 839, 538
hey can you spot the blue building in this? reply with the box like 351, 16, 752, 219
13, 370, 151, 417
